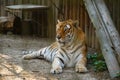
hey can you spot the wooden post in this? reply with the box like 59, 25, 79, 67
94, 0, 120, 62
83, 0, 120, 78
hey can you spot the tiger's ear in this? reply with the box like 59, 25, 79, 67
68, 19, 79, 27
73, 20, 79, 28
57, 20, 61, 23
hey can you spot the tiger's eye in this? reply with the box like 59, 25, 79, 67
66, 25, 70, 29
64, 24, 70, 31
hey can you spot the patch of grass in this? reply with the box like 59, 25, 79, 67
116, 72, 120, 78
87, 53, 107, 72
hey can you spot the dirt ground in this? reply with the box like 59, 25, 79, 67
0, 34, 119, 80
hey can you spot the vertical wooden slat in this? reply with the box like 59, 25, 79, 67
66, 0, 68, 19
1, 0, 6, 16
81, 1, 85, 30
71, 0, 74, 19
118, 0, 120, 33
89, 22, 92, 48
112, 0, 117, 28
67, 0, 69, 19
80, 0, 83, 29
51, 0, 55, 38
67, 0, 70, 19
77, 0, 79, 20
84, 11, 89, 47
64, 0, 66, 19
117, 0, 120, 33
0, 0, 1, 15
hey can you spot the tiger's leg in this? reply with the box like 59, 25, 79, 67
50, 57, 64, 74
75, 53, 88, 73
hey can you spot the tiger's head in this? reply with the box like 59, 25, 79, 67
56, 19, 80, 46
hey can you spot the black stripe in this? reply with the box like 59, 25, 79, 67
36, 50, 44, 59
39, 50, 42, 56
49, 48, 55, 59
75, 53, 81, 60
60, 49, 70, 60
61, 48, 67, 54
50, 49, 54, 58
42, 47, 48, 55
44, 48, 47, 54
59, 51, 64, 58
71, 45, 82, 54
51, 49, 58, 60
56, 57, 64, 65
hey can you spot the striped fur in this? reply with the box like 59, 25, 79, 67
22, 19, 88, 73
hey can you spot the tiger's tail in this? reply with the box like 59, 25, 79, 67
22, 48, 44, 59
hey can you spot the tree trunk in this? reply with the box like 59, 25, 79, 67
83, 0, 120, 78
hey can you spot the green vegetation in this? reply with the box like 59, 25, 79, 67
87, 53, 107, 72
116, 72, 120, 78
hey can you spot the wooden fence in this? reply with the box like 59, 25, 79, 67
0, 0, 120, 51
104, 0, 120, 34
58, 0, 99, 50
0, 0, 58, 38
58, 0, 120, 51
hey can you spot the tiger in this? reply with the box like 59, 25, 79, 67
22, 19, 88, 74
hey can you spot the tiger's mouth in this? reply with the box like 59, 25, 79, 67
58, 41, 66, 46
56, 35, 72, 46
57, 39, 72, 46
57, 39, 63, 43
56, 39, 65, 45
58, 41, 65, 44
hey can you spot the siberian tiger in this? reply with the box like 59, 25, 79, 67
22, 19, 88, 73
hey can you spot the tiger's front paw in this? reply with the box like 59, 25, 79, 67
75, 64, 88, 73
50, 66, 63, 74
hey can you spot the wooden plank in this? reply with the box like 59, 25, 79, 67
76, 0, 80, 20
84, 11, 89, 47
83, 0, 120, 78
65, 0, 68, 19
94, 0, 120, 63
89, 22, 92, 48
80, 0, 83, 29
117, 0, 120, 33
72, 0, 74, 19
91, 26, 95, 48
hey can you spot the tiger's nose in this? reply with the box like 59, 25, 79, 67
56, 35, 61, 39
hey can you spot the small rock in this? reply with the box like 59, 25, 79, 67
8, 45, 11, 47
